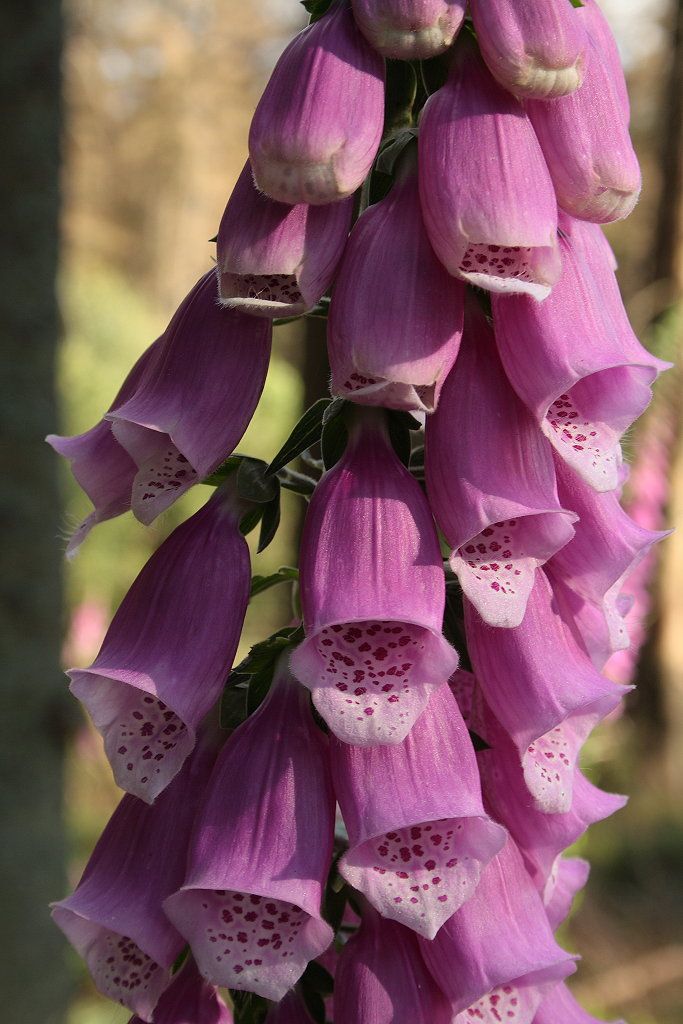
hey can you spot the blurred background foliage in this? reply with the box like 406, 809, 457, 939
1, 0, 682, 1020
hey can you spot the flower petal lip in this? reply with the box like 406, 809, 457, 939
418, 35, 560, 299
217, 160, 353, 318
68, 482, 250, 802
469, 0, 588, 99
249, 2, 385, 205
350, 0, 466, 60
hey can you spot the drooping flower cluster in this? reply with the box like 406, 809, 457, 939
50, 1, 666, 1022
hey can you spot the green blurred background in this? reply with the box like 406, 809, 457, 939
1, 0, 682, 1021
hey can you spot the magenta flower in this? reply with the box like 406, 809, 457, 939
418, 34, 561, 298
534, 981, 627, 1024
425, 297, 576, 628
524, 36, 641, 223
248, 1, 385, 205
332, 683, 505, 937
46, 338, 161, 555
492, 215, 665, 491
349, 0, 466, 60
68, 480, 250, 802
217, 160, 352, 318
51, 739, 217, 1020
334, 904, 453, 1023
469, 0, 587, 99
328, 152, 464, 413
127, 959, 233, 1024
263, 990, 317, 1024
465, 570, 627, 814
289, 408, 459, 745
106, 270, 271, 524
419, 837, 576, 1016
164, 662, 335, 1001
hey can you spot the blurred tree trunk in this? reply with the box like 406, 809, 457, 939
0, 2, 71, 1022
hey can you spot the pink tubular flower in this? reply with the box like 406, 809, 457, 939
349, 0, 466, 60
328, 151, 464, 413
46, 338, 162, 555
127, 959, 233, 1024
465, 571, 627, 814
106, 270, 271, 525
419, 837, 576, 1016
164, 662, 335, 1002
51, 739, 217, 1020
469, 0, 587, 99
418, 34, 561, 299
68, 479, 250, 802
264, 990, 317, 1023
548, 453, 668, 662
534, 981, 627, 1024
217, 161, 353, 317
425, 297, 576, 628
248, 1, 385, 205
524, 36, 641, 223
289, 407, 459, 746
332, 683, 505, 938
334, 904, 453, 1023
492, 215, 665, 492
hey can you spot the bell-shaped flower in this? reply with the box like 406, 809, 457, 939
425, 297, 576, 628
289, 407, 459, 746
51, 738, 217, 1020
419, 837, 576, 1016
127, 959, 233, 1024
465, 570, 627, 814
418, 34, 561, 299
164, 662, 335, 1002
332, 683, 506, 938
492, 215, 665, 492
248, 1, 385, 205
469, 0, 587, 99
334, 904, 453, 1023
217, 161, 352, 318
106, 270, 271, 525
548, 453, 668, 658
534, 981, 627, 1024
350, 0, 466, 60
68, 479, 250, 802
328, 151, 464, 413
47, 338, 162, 555
459, 673, 626, 889
524, 36, 641, 223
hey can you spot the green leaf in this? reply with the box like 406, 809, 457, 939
321, 415, 348, 469
202, 454, 241, 486
376, 128, 419, 176
301, 0, 333, 21
250, 566, 299, 598
237, 457, 280, 503
171, 945, 189, 974
568, 0, 584, 7
230, 989, 270, 1024
219, 683, 248, 730
231, 625, 305, 679
322, 396, 347, 425
278, 467, 318, 496
238, 507, 263, 537
469, 729, 491, 752
247, 664, 276, 716
257, 491, 281, 552
267, 397, 332, 476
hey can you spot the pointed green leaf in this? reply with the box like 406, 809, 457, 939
321, 415, 348, 469
257, 490, 281, 552
237, 456, 280, 503
266, 398, 332, 476
238, 507, 263, 537
219, 683, 248, 730
250, 566, 299, 598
